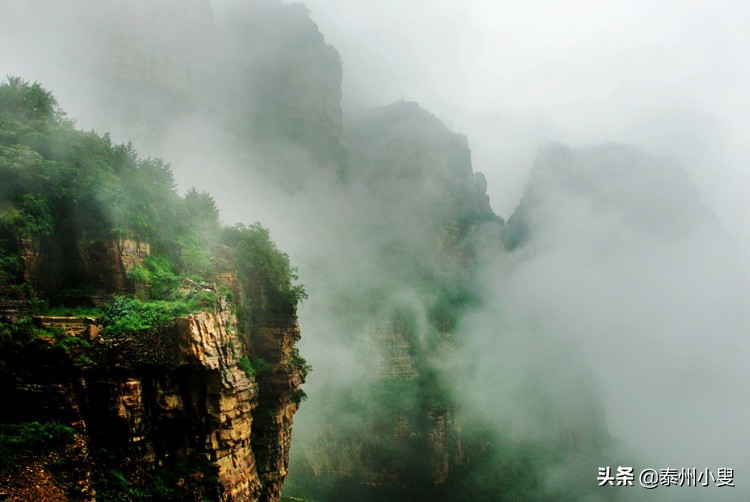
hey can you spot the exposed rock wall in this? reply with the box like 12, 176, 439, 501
249, 322, 302, 502
77, 239, 151, 297
4, 237, 150, 306
291, 101, 496, 494
367, 321, 419, 379
0, 296, 302, 501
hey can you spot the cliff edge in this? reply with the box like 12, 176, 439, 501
0, 78, 307, 501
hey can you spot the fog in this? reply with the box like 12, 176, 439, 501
304, 0, 750, 250
461, 142, 750, 500
1, 1, 749, 500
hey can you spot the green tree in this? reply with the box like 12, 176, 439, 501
223, 223, 306, 316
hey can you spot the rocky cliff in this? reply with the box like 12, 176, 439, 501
284, 102, 504, 499
0, 244, 303, 501
0, 77, 307, 501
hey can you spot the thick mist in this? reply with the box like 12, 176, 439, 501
458, 143, 750, 500
2, 1, 749, 500
305, 0, 750, 253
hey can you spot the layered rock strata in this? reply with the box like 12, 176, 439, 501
1, 291, 303, 501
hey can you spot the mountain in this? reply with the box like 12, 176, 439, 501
0, 1, 633, 501
505, 142, 718, 249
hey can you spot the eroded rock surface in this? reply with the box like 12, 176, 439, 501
1, 291, 303, 501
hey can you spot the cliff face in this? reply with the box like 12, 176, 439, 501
0, 243, 303, 502
89, 307, 262, 501
0, 74, 309, 501
18, 237, 149, 301
344, 101, 504, 268
285, 102, 616, 501
287, 102, 501, 496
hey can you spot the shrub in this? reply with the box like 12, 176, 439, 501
0, 421, 75, 468
127, 254, 180, 300
1, 316, 55, 347
0, 193, 54, 238
75, 354, 93, 365
290, 347, 312, 379
238, 356, 255, 376
0, 421, 74, 449
223, 223, 307, 314
238, 356, 273, 378
55, 334, 92, 352
44, 305, 104, 317
102, 296, 192, 335
193, 289, 219, 311
291, 388, 307, 405
252, 356, 272, 375
0, 246, 19, 281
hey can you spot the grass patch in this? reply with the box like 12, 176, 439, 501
101, 290, 222, 336
238, 356, 255, 377
291, 388, 308, 405
44, 305, 104, 318
102, 297, 193, 336
238, 356, 273, 377
0, 421, 75, 468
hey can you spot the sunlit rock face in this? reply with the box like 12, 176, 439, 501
0, 240, 304, 501
93, 308, 263, 501
7, 236, 149, 305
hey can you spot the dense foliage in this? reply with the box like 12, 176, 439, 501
0, 76, 309, 357
102, 296, 207, 335
0, 78, 305, 315
0, 77, 229, 296
92, 450, 220, 502
0, 421, 76, 469
0, 77, 311, 498
224, 222, 307, 318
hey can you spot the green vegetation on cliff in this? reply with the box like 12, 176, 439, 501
224, 222, 307, 319
0, 77, 218, 284
0, 78, 310, 500
0, 77, 304, 316
0, 421, 75, 469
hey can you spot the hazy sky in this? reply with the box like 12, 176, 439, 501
3, 0, 748, 250
302, 0, 750, 252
